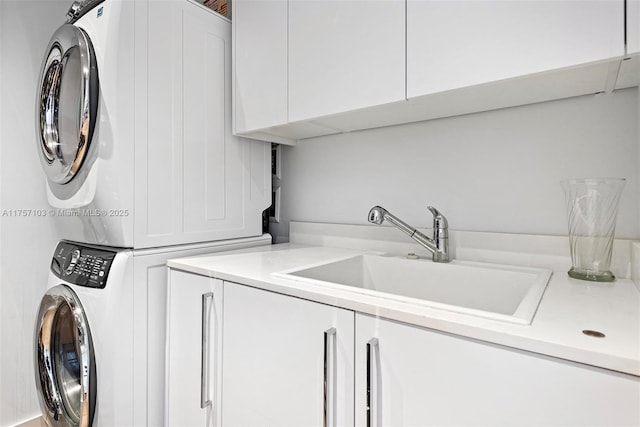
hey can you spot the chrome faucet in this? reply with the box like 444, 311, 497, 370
368, 205, 450, 263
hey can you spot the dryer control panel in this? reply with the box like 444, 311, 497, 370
51, 241, 118, 289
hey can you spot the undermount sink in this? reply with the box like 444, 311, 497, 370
274, 254, 552, 324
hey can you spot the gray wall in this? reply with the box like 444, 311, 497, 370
272, 88, 640, 243
1, 1, 69, 425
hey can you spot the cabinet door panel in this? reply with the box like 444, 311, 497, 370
288, 0, 405, 122
166, 271, 223, 427
137, 1, 270, 247
222, 282, 355, 426
182, 5, 242, 234
233, 0, 288, 132
629, 0, 640, 54
355, 314, 640, 426
407, 0, 625, 97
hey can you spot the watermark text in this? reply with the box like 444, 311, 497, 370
1, 208, 129, 217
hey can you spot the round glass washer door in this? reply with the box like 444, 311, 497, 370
36, 24, 99, 185
34, 284, 96, 427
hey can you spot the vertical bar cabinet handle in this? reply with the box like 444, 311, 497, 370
324, 327, 337, 427
201, 292, 214, 408
366, 337, 379, 427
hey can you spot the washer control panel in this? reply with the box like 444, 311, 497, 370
51, 241, 118, 289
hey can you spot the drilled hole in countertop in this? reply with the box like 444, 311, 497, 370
582, 330, 606, 338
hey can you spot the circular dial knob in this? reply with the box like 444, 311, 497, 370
64, 249, 81, 275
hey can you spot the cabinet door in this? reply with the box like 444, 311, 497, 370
629, 0, 640, 54
166, 270, 223, 427
136, 0, 271, 248
222, 282, 355, 426
355, 314, 640, 426
288, 0, 405, 122
407, 0, 625, 97
233, 0, 288, 133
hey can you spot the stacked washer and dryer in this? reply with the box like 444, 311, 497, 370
33, 0, 272, 426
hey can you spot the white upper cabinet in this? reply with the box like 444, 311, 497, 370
232, 0, 630, 143
288, 0, 405, 122
407, 0, 625, 97
629, 0, 640, 54
233, 0, 288, 133
614, 0, 640, 90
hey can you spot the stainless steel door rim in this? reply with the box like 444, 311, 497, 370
36, 24, 98, 185
34, 284, 96, 427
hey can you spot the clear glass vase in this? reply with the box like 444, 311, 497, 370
561, 178, 625, 282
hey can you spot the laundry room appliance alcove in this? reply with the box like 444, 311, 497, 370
35, 0, 271, 249
33, 1, 273, 426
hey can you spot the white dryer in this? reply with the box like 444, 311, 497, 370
34, 235, 271, 426
36, 0, 271, 248
36, 0, 135, 246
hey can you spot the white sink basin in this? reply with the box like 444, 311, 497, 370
274, 254, 552, 324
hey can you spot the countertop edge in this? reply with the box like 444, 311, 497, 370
167, 248, 640, 377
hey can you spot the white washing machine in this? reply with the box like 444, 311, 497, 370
34, 235, 271, 426
36, 0, 271, 248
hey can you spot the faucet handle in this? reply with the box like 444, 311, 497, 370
427, 206, 448, 230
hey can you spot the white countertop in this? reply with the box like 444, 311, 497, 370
168, 242, 640, 377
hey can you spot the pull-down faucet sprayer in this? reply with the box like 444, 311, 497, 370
368, 205, 450, 263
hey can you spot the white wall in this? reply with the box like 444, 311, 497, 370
0, 1, 69, 425
272, 88, 639, 243
0, 3, 638, 425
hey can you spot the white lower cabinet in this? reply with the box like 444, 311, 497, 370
221, 281, 355, 426
167, 276, 640, 426
166, 270, 223, 426
355, 314, 640, 426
